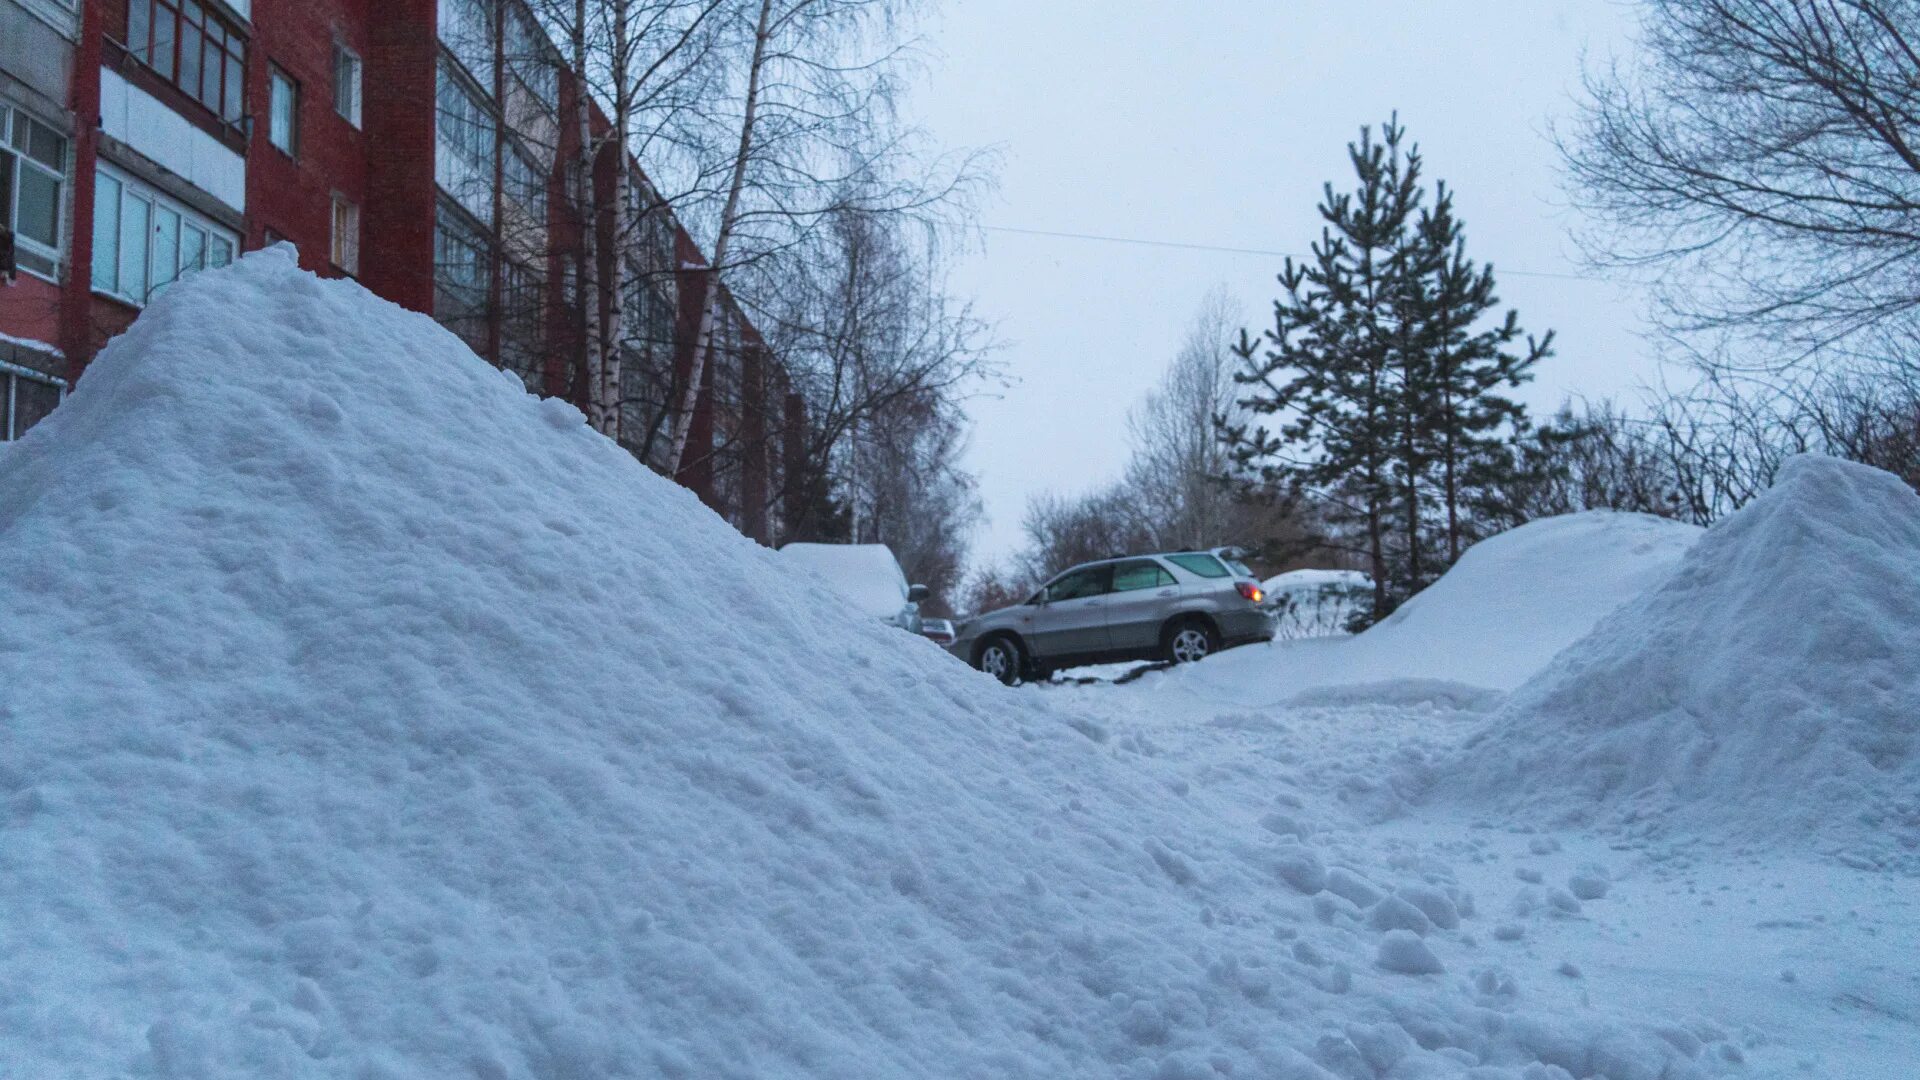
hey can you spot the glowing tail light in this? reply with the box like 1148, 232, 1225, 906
1236, 582, 1264, 603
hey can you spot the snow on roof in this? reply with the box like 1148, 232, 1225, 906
1442, 455, 1920, 868
0, 249, 1720, 1078
775, 541, 909, 619
1262, 568, 1371, 594
0, 329, 65, 361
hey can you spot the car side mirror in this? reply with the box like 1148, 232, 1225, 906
907, 583, 930, 604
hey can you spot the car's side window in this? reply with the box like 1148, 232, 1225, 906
1046, 565, 1112, 602
1167, 553, 1231, 579
1111, 560, 1175, 592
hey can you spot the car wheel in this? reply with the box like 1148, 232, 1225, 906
1164, 619, 1219, 665
975, 636, 1024, 686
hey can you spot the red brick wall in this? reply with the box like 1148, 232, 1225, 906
247, 0, 374, 283
359, 0, 440, 314
1, 276, 65, 352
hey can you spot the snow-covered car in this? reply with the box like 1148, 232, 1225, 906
775, 542, 930, 635
949, 550, 1278, 684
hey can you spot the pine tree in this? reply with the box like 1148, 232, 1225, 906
1404, 183, 1554, 561
1229, 118, 1557, 621
1228, 118, 1423, 619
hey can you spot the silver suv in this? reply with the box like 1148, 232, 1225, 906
950, 550, 1278, 684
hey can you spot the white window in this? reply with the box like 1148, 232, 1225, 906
435, 58, 496, 224
90, 163, 237, 306
0, 359, 67, 442
333, 44, 363, 128
2, 105, 69, 281
268, 65, 299, 156
331, 194, 360, 274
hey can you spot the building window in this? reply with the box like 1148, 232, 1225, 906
91, 162, 237, 305
268, 65, 299, 156
1, 106, 67, 280
331, 195, 360, 274
435, 58, 497, 223
0, 360, 67, 442
125, 0, 248, 125
434, 199, 492, 347
333, 43, 363, 128
504, 139, 545, 216
437, 0, 493, 91
504, 7, 559, 110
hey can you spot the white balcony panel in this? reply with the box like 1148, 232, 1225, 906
99, 68, 246, 214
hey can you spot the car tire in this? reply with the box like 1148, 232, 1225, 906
975, 635, 1025, 686
1163, 618, 1220, 665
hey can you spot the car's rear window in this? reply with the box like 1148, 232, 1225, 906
1166, 553, 1230, 579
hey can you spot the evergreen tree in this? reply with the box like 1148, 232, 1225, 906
1405, 183, 1555, 561
1228, 118, 1423, 619
1228, 117, 1557, 621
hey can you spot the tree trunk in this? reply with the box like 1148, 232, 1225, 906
600, 0, 633, 442
665, 0, 775, 475
573, 0, 605, 432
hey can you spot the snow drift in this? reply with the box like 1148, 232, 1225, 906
1165, 511, 1700, 705
1443, 455, 1920, 868
0, 251, 1734, 1077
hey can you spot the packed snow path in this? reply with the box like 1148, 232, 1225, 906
1041, 677, 1920, 1079
0, 251, 1767, 1078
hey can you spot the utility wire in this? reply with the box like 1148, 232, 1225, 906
979, 224, 1607, 284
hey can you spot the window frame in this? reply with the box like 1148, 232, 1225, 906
1166, 553, 1232, 580
1111, 560, 1177, 593
267, 63, 299, 157
0, 358, 68, 442
332, 42, 363, 129
122, 0, 249, 127
1044, 565, 1115, 604
330, 193, 360, 275
2, 105, 70, 282
90, 161, 238, 307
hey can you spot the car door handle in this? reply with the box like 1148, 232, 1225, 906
1157, 589, 1175, 597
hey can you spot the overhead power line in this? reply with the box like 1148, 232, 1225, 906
979, 224, 1606, 284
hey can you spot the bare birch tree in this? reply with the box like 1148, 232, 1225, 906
657, 0, 986, 475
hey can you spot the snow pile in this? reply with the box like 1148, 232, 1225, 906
776, 541, 913, 621
1170, 511, 1701, 705
1443, 456, 1920, 867
1262, 568, 1371, 639
0, 251, 1739, 1077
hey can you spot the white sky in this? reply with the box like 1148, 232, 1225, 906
912, 0, 1656, 563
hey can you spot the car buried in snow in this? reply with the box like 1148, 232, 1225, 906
949, 549, 1278, 685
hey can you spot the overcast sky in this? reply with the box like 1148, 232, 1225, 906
911, 0, 1655, 564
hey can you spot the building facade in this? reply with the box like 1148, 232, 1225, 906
0, 0, 798, 544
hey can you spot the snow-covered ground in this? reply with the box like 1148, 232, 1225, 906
2, 252, 1912, 1077
1042, 467, 1919, 1077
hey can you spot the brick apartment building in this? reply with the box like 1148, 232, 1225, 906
0, 0, 800, 544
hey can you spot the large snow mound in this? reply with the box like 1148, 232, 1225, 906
775, 542, 912, 621
1162, 511, 1701, 704
0, 251, 1734, 1078
1441, 456, 1920, 868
